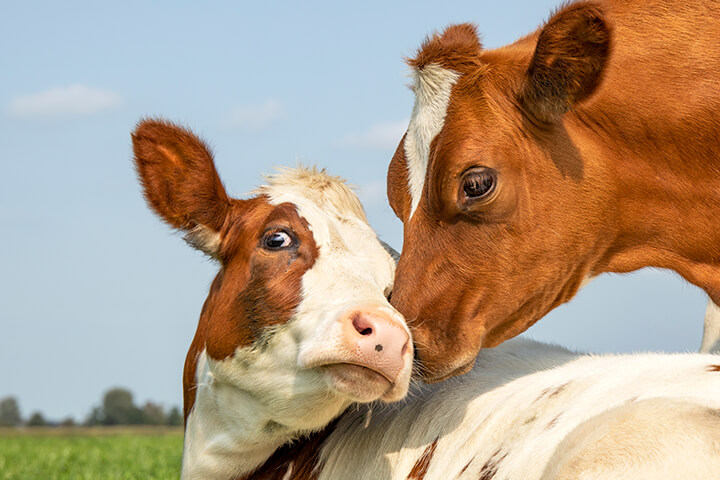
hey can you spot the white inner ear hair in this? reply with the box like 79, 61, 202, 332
184, 225, 222, 259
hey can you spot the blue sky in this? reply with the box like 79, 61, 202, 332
1, 0, 708, 421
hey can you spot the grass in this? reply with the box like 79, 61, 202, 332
0, 427, 183, 480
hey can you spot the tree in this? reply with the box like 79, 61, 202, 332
102, 388, 143, 425
166, 406, 183, 426
0, 397, 21, 427
27, 411, 46, 427
85, 406, 104, 426
141, 401, 166, 425
59, 417, 75, 427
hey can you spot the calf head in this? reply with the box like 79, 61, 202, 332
133, 120, 412, 433
388, 3, 613, 381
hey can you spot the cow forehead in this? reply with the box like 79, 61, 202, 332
257, 167, 394, 285
405, 64, 461, 218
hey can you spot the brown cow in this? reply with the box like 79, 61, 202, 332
387, 0, 720, 381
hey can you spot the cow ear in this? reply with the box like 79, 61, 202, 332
521, 1, 612, 123
132, 119, 231, 258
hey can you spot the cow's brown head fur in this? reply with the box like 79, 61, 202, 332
388, 1, 720, 381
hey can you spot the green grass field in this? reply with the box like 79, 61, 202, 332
0, 427, 183, 480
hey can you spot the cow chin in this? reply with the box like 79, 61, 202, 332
414, 345, 479, 383
423, 356, 477, 383
407, 309, 486, 383
322, 363, 404, 402
411, 285, 570, 382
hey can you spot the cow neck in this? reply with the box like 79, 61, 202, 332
183, 349, 338, 479
234, 420, 338, 480
568, 107, 720, 302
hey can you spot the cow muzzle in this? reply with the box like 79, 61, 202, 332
305, 305, 413, 402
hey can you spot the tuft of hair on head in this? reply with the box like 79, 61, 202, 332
408, 23, 484, 73
256, 165, 369, 224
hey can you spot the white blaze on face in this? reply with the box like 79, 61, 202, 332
405, 64, 460, 218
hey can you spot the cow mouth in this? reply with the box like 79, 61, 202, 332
321, 362, 393, 384
320, 363, 394, 400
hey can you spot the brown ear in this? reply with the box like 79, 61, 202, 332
132, 118, 230, 258
521, 1, 612, 123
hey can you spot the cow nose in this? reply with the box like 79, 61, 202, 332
341, 308, 411, 383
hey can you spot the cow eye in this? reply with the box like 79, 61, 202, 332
263, 230, 294, 250
461, 168, 497, 200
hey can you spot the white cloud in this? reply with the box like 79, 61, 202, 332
7, 84, 123, 118
226, 99, 285, 131
357, 180, 387, 207
339, 120, 408, 150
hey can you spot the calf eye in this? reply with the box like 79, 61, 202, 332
263, 230, 294, 250
461, 167, 497, 200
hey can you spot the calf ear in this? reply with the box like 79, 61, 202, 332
521, 1, 612, 123
132, 119, 230, 258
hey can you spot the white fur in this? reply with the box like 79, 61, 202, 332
701, 299, 720, 353
181, 168, 412, 479
184, 225, 222, 258
317, 338, 720, 479
405, 64, 460, 218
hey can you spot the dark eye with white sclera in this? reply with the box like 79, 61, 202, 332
263, 231, 294, 250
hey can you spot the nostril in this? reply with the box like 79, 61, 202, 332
352, 313, 374, 336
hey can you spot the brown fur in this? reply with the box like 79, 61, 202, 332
388, 0, 720, 381
387, 134, 412, 222
406, 438, 439, 480
408, 24, 484, 75
478, 448, 508, 480
132, 119, 229, 236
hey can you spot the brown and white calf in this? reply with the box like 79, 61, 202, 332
132, 119, 413, 479
386, 0, 720, 381
135, 120, 720, 480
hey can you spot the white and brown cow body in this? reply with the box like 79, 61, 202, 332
185, 338, 720, 479
315, 339, 720, 480
387, 0, 720, 381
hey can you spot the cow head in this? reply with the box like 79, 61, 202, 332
388, 3, 613, 381
133, 120, 413, 434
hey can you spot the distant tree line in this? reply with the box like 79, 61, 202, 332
0, 388, 182, 427
85, 388, 182, 426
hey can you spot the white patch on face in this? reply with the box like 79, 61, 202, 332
405, 64, 460, 219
